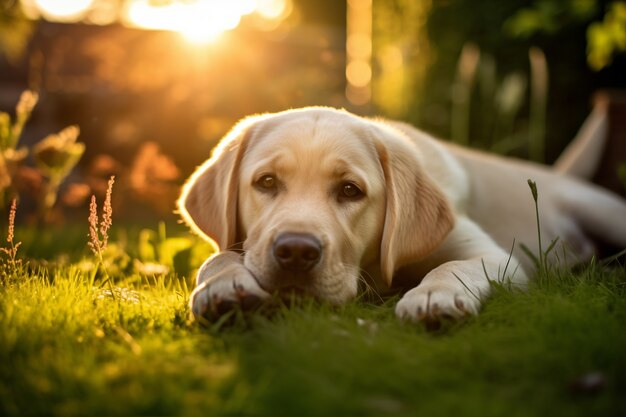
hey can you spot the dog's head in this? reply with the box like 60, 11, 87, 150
179, 108, 454, 303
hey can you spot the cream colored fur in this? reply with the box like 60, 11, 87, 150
179, 107, 626, 324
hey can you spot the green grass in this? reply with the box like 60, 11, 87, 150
1, 226, 626, 416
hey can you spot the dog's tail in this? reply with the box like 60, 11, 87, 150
553, 93, 626, 251
559, 179, 626, 250
554, 94, 609, 180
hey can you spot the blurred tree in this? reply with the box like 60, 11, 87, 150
587, 3, 626, 69
0, 0, 34, 63
505, 0, 599, 37
373, 0, 625, 163
506, 0, 626, 70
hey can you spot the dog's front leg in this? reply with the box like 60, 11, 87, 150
190, 251, 271, 323
395, 217, 528, 324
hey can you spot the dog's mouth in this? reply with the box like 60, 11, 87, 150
265, 275, 322, 302
276, 284, 309, 295
246, 265, 316, 299
274, 285, 322, 306
245, 257, 344, 304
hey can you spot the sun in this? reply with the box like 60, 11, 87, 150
31, 0, 95, 21
122, 0, 285, 44
23, 0, 291, 45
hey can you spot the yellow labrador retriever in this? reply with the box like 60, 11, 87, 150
179, 107, 626, 323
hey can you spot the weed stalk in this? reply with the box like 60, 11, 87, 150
87, 176, 120, 315
1, 198, 22, 281
527, 180, 543, 266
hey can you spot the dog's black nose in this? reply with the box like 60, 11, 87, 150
273, 232, 322, 272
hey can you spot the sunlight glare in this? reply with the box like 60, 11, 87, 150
25, 0, 290, 44
179, 2, 243, 44
255, 0, 287, 19
240, 0, 258, 15
123, 0, 285, 44
32, 0, 94, 21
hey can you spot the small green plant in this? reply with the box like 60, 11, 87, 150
520, 179, 560, 283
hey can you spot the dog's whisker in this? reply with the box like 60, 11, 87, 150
226, 241, 246, 253
353, 267, 384, 303
357, 274, 385, 303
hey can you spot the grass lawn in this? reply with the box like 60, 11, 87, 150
1, 225, 625, 416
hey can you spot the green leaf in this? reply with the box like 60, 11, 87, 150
138, 229, 157, 262
158, 237, 193, 267
545, 237, 560, 257
189, 239, 217, 270
520, 242, 540, 269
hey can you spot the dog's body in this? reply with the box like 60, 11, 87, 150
179, 107, 626, 323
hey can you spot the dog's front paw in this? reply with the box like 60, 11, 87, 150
190, 262, 270, 324
395, 282, 480, 325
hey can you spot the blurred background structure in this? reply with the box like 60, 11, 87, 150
0, 0, 625, 223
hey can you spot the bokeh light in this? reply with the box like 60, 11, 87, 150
346, 0, 372, 106
31, 0, 95, 22
21, 0, 292, 44
256, 0, 288, 19
122, 0, 244, 43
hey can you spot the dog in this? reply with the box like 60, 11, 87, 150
178, 107, 626, 324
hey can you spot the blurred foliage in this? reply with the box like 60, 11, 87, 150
134, 222, 216, 279
0, 91, 85, 223
506, 0, 626, 70
0, 0, 34, 63
587, 2, 626, 69
505, 0, 599, 37
77, 222, 215, 284
374, 0, 539, 142
0, 90, 36, 150
34, 126, 84, 181
0, 90, 38, 207
449, 43, 549, 161
373, 0, 624, 163
372, 0, 431, 118
34, 125, 85, 221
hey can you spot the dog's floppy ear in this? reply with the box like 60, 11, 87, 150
374, 128, 455, 286
177, 117, 258, 250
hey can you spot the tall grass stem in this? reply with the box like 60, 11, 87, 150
529, 47, 548, 163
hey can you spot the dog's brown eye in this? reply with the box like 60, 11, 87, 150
256, 174, 277, 190
339, 182, 363, 201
